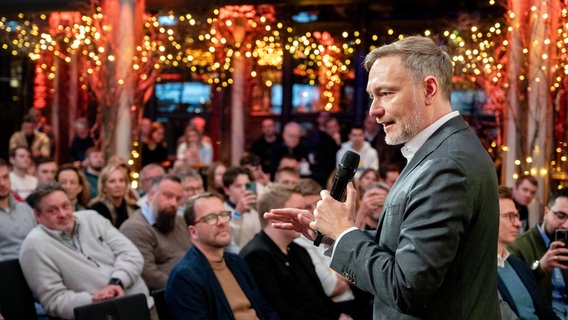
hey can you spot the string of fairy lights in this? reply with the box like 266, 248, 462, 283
0, 1, 567, 187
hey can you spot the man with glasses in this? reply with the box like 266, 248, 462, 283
496, 186, 556, 319
19, 182, 153, 319
120, 174, 191, 291
165, 192, 279, 319
509, 188, 568, 318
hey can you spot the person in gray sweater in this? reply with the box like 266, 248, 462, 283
20, 182, 152, 319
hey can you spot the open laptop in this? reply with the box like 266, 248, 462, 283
73, 293, 151, 320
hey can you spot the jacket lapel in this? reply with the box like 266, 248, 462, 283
374, 115, 469, 241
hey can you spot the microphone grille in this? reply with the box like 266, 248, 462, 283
341, 151, 360, 170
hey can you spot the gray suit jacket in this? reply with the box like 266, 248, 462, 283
331, 115, 500, 319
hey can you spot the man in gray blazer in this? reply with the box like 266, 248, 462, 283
266, 36, 500, 319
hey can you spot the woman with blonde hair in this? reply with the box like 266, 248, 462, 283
55, 164, 90, 211
88, 163, 138, 228
176, 124, 213, 166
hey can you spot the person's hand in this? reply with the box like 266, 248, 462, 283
539, 241, 568, 272
264, 207, 317, 240
338, 313, 354, 320
310, 182, 357, 240
92, 284, 124, 302
235, 190, 257, 213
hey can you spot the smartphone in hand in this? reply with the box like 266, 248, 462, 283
555, 229, 568, 265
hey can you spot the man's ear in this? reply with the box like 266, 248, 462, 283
148, 188, 157, 203
188, 225, 198, 241
423, 76, 439, 105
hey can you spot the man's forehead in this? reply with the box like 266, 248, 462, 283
195, 197, 223, 212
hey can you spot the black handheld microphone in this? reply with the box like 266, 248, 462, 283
313, 150, 360, 246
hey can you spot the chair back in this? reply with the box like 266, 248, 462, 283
73, 293, 151, 320
0, 259, 37, 320
151, 288, 173, 320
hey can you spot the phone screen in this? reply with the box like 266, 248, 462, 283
246, 182, 257, 194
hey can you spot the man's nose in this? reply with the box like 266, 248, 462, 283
369, 102, 384, 119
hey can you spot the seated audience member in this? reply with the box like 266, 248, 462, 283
56, 164, 90, 211
120, 174, 192, 291
170, 167, 204, 217
9, 115, 51, 159
88, 163, 138, 228
496, 186, 556, 319
69, 117, 95, 166
240, 153, 270, 195
165, 192, 279, 320
336, 124, 379, 179
8, 147, 38, 200
83, 147, 105, 200
136, 164, 166, 207
311, 117, 342, 188
277, 155, 300, 174
35, 157, 57, 184
240, 183, 341, 320
357, 168, 379, 197
20, 182, 153, 320
512, 174, 538, 232
190, 116, 212, 144
273, 167, 300, 185
0, 158, 36, 262
509, 188, 568, 319
292, 179, 358, 306
139, 118, 152, 143
269, 122, 308, 179
176, 124, 213, 166
378, 163, 400, 189
355, 182, 390, 230
206, 161, 227, 196
223, 167, 261, 253
250, 118, 282, 175
141, 121, 169, 168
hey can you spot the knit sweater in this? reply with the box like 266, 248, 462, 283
119, 210, 192, 291
19, 210, 151, 319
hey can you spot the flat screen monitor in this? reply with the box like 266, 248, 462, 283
155, 82, 211, 112
451, 90, 486, 114
271, 84, 320, 113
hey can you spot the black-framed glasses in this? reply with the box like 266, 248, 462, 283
549, 207, 568, 223
192, 210, 232, 225
500, 212, 520, 223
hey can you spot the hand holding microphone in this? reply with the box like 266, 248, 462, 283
313, 151, 360, 246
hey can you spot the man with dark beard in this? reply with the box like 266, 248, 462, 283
120, 174, 192, 291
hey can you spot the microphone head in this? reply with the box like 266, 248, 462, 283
337, 151, 360, 179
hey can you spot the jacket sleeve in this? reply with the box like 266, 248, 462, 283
242, 249, 329, 320
165, 267, 213, 320
19, 232, 92, 319
97, 214, 144, 288
331, 157, 473, 314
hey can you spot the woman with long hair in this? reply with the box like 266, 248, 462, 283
206, 161, 226, 197
55, 164, 90, 211
141, 121, 168, 167
176, 124, 213, 166
88, 163, 138, 228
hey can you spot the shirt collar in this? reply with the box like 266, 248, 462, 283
497, 250, 510, 268
537, 222, 551, 248
141, 204, 156, 225
402, 111, 459, 162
